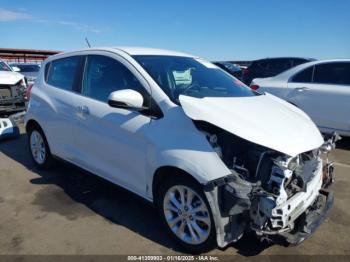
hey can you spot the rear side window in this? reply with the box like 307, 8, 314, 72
47, 56, 81, 91
292, 66, 314, 83
313, 62, 350, 85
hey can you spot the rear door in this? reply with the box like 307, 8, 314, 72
42, 55, 85, 159
287, 62, 350, 133
73, 53, 152, 196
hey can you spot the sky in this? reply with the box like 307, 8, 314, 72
0, 0, 349, 61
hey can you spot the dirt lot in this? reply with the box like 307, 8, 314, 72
0, 125, 350, 256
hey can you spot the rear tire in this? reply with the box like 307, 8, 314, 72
27, 125, 54, 169
156, 175, 216, 254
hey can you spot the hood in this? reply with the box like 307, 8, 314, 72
0, 71, 24, 85
179, 94, 324, 157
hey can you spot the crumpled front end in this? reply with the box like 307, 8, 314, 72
198, 121, 339, 248
0, 80, 27, 114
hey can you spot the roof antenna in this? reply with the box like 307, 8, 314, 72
85, 37, 91, 48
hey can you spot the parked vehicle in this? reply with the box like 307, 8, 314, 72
25, 47, 335, 253
10, 63, 40, 85
251, 59, 350, 137
242, 57, 315, 85
0, 59, 27, 115
212, 61, 242, 79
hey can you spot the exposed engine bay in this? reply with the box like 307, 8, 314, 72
195, 121, 338, 247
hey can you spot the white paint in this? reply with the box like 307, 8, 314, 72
179, 93, 324, 157
0, 71, 25, 85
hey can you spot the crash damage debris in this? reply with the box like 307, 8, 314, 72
199, 120, 339, 248
0, 118, 20, 140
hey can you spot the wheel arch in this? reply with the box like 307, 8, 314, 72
25, 119, 53, 151
152, 166, 203, 203
25, 119, 43, 133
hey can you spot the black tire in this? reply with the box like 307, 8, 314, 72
27, 125, 54, 169
156, 175, 216, 254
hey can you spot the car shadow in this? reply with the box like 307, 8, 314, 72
0, 133, 271, 255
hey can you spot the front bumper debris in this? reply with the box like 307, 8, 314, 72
0, 97, 26, 114
203, 156, 336, 249
276, 189, 334, 245
0, 83, 26, 114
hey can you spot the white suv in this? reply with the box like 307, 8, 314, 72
25, 47, 335, 253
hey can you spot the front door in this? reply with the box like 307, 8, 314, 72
73, 53, 152, 196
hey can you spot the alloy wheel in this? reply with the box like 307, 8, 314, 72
30, 130, 46, 165
163, 185, 211, 245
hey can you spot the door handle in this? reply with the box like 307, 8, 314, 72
295, 87, 310, 92
77, 105, 89, 115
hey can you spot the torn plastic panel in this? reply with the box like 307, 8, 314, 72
202, 133, 338, 248
0, 117, 20, 140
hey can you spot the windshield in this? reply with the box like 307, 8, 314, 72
11, 64, 40, 72
0, 61, 12, 72
133, 55, 256, 102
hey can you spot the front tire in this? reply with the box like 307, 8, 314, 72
27, 126, 53, 169
156, 175, 216, 253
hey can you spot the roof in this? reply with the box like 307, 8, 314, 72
275, 59, 350, 79
51, 46, 196, 58
112, 47, 195, 57
252, 57, 315, 62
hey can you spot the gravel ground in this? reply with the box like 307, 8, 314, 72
0, 124, 349, 256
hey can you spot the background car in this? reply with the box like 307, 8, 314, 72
242, 57, 315, 85
251, 59, 350, 136
10, 63, 40, 85
212, 61, 242, 79
0, 59, 27, 115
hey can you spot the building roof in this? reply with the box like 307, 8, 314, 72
0, 48, 60, 55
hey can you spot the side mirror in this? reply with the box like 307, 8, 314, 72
108, 89, 145, 111
12, 66, 21, 72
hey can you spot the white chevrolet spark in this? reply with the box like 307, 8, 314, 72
25, 47, 336, 253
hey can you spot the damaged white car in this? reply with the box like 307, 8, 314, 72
0, 59, 27, 115
25, 48, 336, 253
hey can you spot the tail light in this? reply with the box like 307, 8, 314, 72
25, 84, 33, 101
250, 84, 260, 91
243, 68, 249, 75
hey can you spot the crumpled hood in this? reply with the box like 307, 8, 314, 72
179, 93, 324, 157
0, 71, 24, 85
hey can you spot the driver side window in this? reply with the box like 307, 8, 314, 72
82, 55, 146, 103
